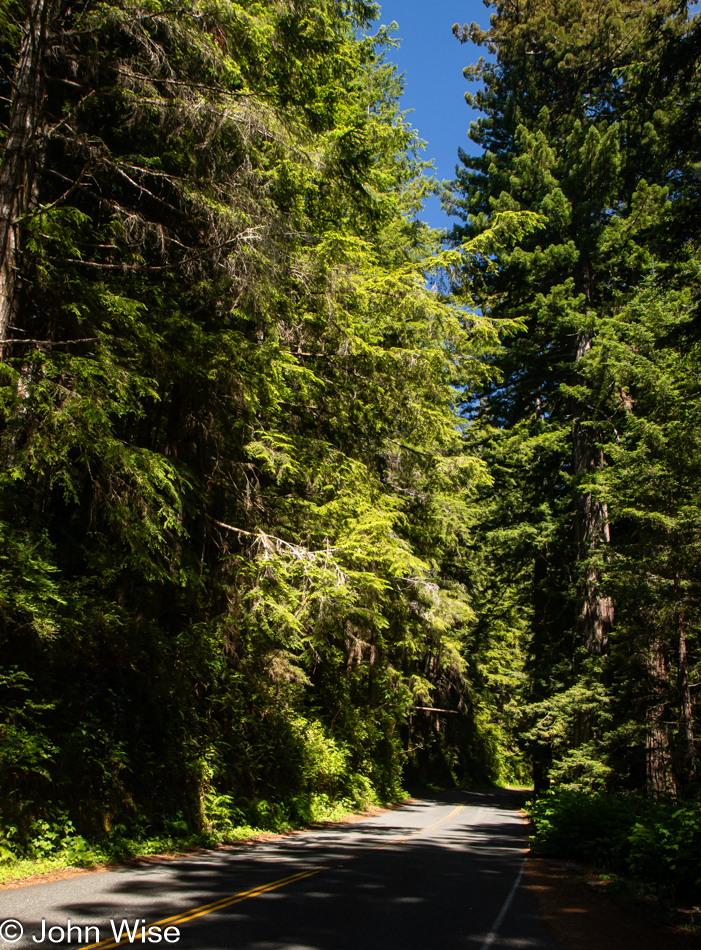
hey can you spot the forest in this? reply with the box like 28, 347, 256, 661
0, 0, 699, 892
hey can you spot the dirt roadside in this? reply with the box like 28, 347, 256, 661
525, 855, 700, 950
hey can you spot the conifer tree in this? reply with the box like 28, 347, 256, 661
0, 0, 536, 842
447, 0, 699, 790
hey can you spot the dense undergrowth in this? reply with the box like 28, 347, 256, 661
0, 785, 390, 886
527, 790, 701, 903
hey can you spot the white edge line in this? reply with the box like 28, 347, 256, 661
479, 858, 525, 950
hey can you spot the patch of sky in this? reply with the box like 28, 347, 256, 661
376, 0, 489, 232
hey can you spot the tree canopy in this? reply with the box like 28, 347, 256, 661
0, 0, 699, 863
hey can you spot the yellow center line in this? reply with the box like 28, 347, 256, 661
162, 869, 321, 927
78, 803, 465, 949
78, 870, 320, 950
365, 803, 463, 852
406, 803, 463, 837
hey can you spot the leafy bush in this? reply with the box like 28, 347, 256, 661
0, 774, 388, 885
628, 801, 701, 899
527, 789, 701, 901
527, 789, 639, 870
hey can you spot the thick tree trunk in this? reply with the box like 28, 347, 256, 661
531, 548, 553, 790
678, 623, 697, 780
0, 0, 58, 356
566, 329, 613, 772
572, 413, 614, 655
571, 261, 614, 653
646, 635, 676, 797
675, 576, 697, 782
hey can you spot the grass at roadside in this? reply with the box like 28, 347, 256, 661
0, 825, 262, 888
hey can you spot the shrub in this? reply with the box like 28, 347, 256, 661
527, 789, 701, 901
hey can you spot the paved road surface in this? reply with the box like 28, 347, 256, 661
0, 790, 565, 950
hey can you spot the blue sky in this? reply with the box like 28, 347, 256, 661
375, 0, 490, 230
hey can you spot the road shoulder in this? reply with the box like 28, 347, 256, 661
525, 855, 699, 950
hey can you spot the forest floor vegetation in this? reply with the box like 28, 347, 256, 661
526, 789, 701, 945
0, 795, 406, 890
526, 789, 701, 903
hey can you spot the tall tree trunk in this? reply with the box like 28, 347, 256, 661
531, 548, 553, 791
646, 635, 676, 797
678, 623, 697, 781
572, 401, 614, 654
0, 0, 58, 356
572, 262, 614, 656
675, 575, 697, 782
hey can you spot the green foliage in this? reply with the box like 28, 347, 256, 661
528, 789, 701, 901
0, 669, 56, 812
0, 775, 384, 886
3, 0, 698, 865
448, 0, 701, 797
0, 0, 519, 856
528, 790, 641, 870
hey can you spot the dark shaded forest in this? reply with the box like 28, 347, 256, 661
0, 0, 699, 888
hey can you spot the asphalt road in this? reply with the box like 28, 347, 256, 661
0, 789, 565, 950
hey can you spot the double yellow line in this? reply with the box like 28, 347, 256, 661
80, 869, 320, 950
421, 803, 463, 834
80, 804, 464, 949
367, 802, 463, 852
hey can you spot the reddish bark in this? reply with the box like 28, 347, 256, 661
0, 0, 60, 355
646, 636, 676, 796
675, 575, 697, 781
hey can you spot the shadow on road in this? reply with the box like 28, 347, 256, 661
5, 789, 562, 950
